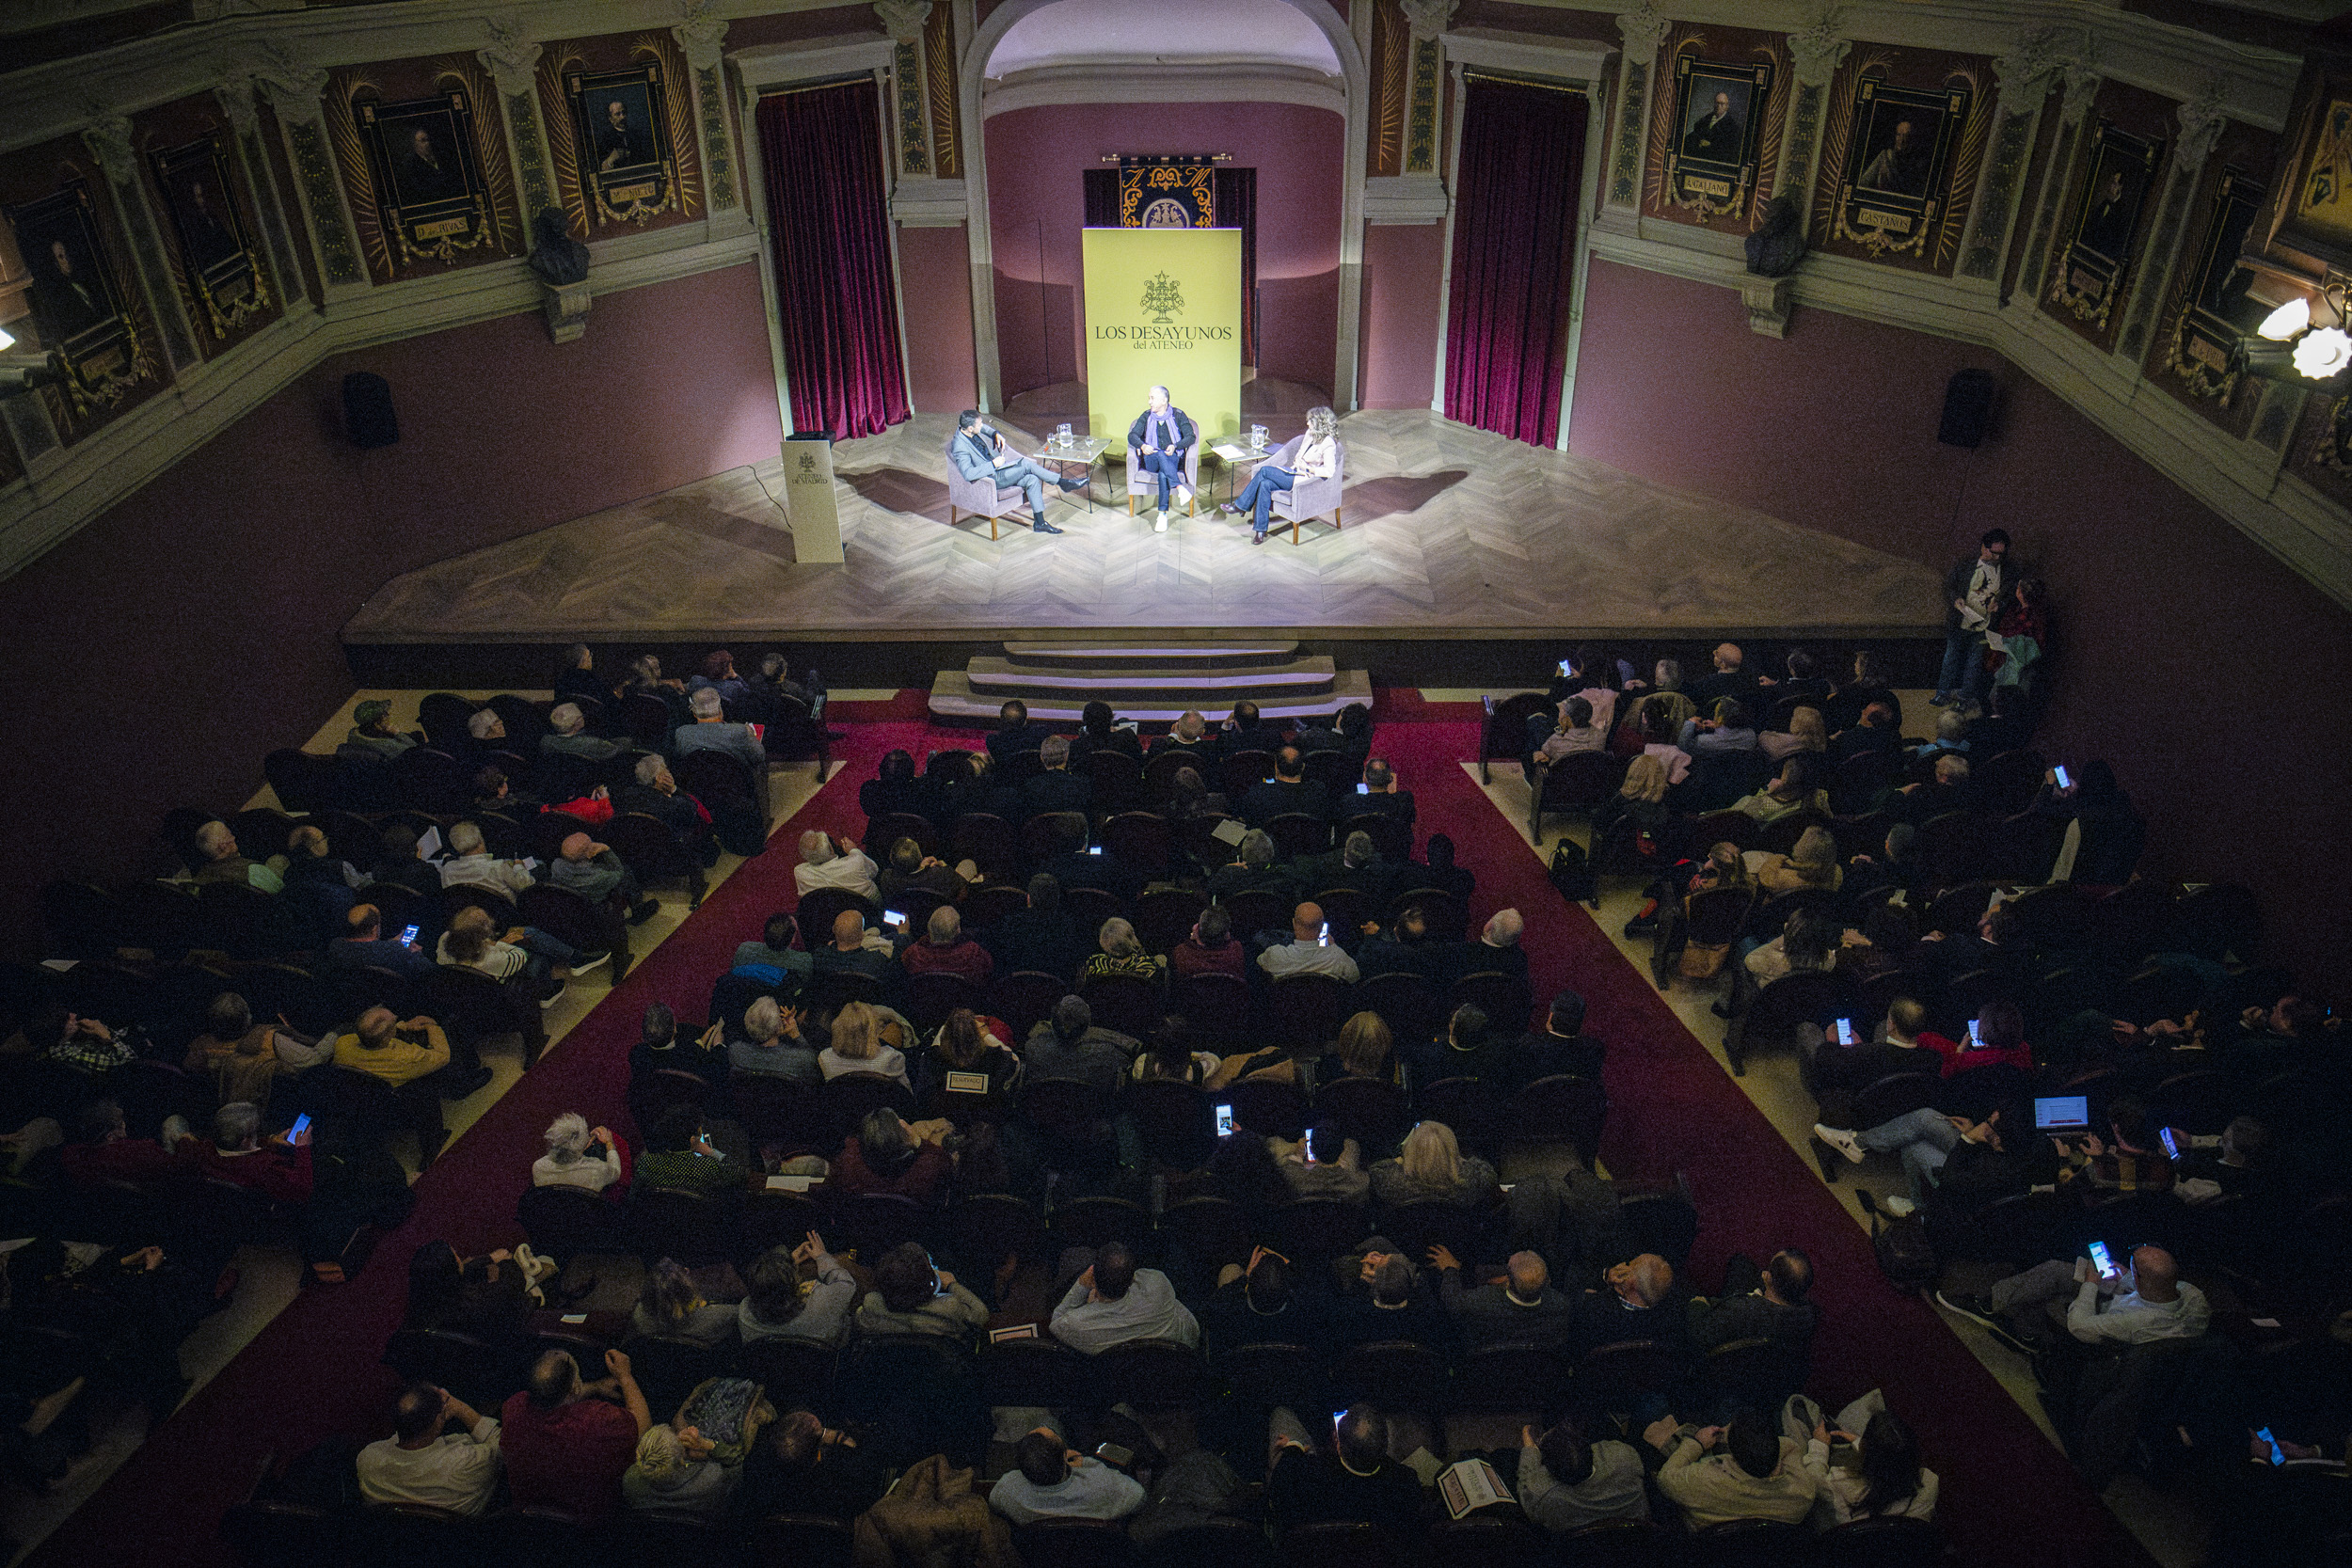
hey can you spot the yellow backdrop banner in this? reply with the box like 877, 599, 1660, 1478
1082, 226, 1242, 442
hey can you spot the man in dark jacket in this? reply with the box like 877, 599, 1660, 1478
986, 700, 1053, 764
1239, 748, 1329, 827
1937, 528, 2010, 706
1022, 736, 1094, 816
983, 874, 1090, 980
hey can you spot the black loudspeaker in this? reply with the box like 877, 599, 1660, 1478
1936, 368, 1998, 449
342, 371, 399, 449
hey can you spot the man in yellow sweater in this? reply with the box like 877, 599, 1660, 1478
1652, 1410, 1816, 1528
334, 1007, 458, 1162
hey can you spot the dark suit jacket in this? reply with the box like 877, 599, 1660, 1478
986, 724, 1054, 764
1400, 1033, 1517, 1090
1568, 1288, 1691, 1360
1294, 851, 1394, 905
1151, 735, 1220, 764
1438, 940, 1530, 989
1069, 730, 1143, 768
1240, 779, 1331, 827
1828, 724, 1904, 766
1683, 671, 1760, 713
1022, 770, 1094, 817
1514, 1032, 1606, 1088
1438, 1271, 1579, 1350
1345, 790, 1416, 830
1205, 863, 1297, 904
1355, 936, 1442, 983
1222, 721, 1289, 756
984, 909, 1089, 980
1041, 848, 1143, 904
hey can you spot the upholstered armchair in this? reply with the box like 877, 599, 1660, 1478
945, 432, 1032, 541
1125, 441, 1200, 516
1269, 440, 1345, 545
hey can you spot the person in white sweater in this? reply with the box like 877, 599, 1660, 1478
532, 1112, 623, 1192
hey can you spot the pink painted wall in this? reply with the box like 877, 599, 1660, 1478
0, 261, 780, 957
982, 102, 1344, 399
898, 224, 981, 413
1359, 221, 1444, 408
1571, 259, 2352, 984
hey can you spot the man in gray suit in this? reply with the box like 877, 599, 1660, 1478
949, 409, 1083, 535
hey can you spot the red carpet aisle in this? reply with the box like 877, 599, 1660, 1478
27, 707, 2144, 1567
1371, 713, 2153, 1568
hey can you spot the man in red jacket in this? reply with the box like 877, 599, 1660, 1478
194, 1101, 313, 1204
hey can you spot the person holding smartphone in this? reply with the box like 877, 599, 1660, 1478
1255, 902, 1361, 983
1268, 1122, 1368, 1203
1937, 1243, 2208, 1353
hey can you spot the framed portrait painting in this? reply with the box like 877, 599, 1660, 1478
1663, 55, 1774, 221
149, 134, 270, 339
2050, 120, 2166, 328
2166, 166, 2266, 404
565, 64, 679, 226
356, 90, 493, 270
2, 182, 151, 414
1833, 78, 1971, 259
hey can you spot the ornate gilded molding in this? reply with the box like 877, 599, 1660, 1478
674, 2, 739, 210
480, 23, 558, 221
2114, 81, 2233, 363
877, 3, 934, 178
1608, 7, 1670, 210
82, 114, 200, 371
1787, 8, 1851, 88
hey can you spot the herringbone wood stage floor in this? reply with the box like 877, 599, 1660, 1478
343, 410, 1942, 645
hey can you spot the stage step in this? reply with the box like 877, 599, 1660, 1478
966, 654, 1338, 701
999, 641, 1298, 669
929, 668, 1373, 725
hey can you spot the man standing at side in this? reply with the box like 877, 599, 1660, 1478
1935, 528, 2009, 707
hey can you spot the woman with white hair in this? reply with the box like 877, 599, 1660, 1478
532, 1111, 625, 1193
1079, 916, 1166, 985
1128, 384, 1198, 532
621, 1421, 738, 1519
1222, 405, 1339, 545
1370, 1119, 1502, 1208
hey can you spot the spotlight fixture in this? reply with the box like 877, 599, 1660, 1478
2245, 277, 2352, 382
0, 324, 14, 352
2258, 295, 2310, 341
2295, 326, 2352, 380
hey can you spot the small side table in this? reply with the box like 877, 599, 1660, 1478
1030, 435, 1111, 513
1208, 441, 1275, 510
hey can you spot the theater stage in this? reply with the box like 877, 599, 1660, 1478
341, 408, 1944, 685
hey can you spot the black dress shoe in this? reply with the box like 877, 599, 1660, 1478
1251, 531, 1267, 545
1057, 474, 1086, 491
1033, 520, 1064, 534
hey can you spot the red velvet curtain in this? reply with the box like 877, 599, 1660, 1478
1443, 79, 1586, 447
757, 82, 910, 440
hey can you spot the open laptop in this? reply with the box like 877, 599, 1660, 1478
2032, 1095, 2091, 1132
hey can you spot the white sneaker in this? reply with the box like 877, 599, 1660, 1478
1812, 1123, 1867, 1164
1175, 484, 1194, 510
1154, 512, 1168, 533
